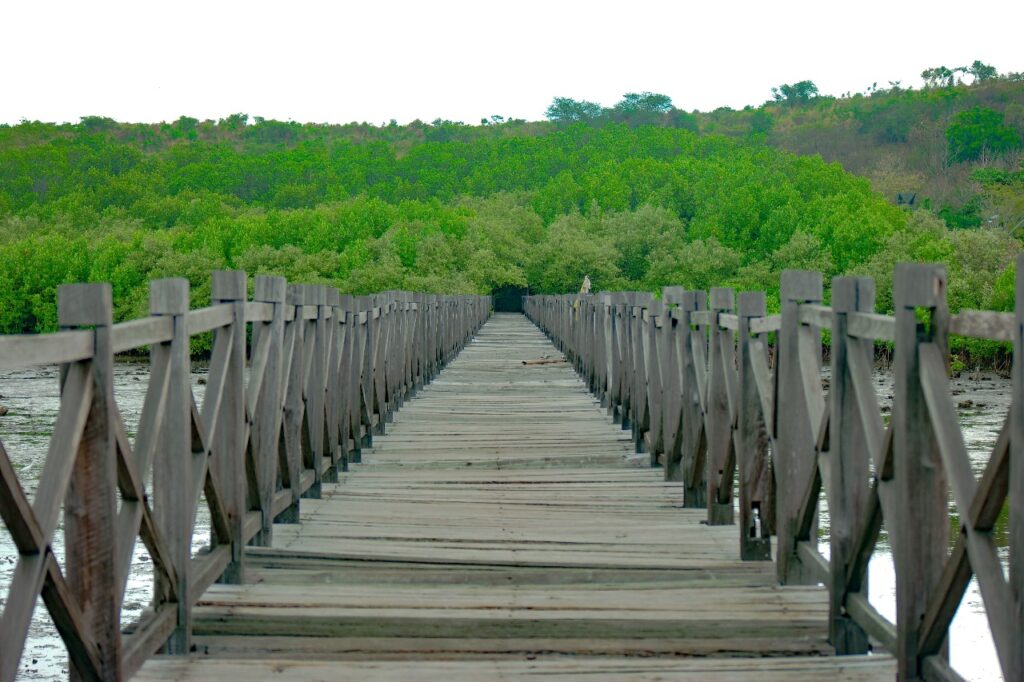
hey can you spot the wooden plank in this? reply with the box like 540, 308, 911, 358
0, 439, 44, 553
797, 303, 833, 329
39, 552, 104, 682
111, 316, 174, 353
847, 311, 895, 341
122, 605, 177, 678
126, 312, 850, 680
138, 655, 896, 681
949, 308, 1014, 341
845, 591, 896, 653
244, 301, 274, 323
0, 329, 94, 370
749, 314, 781, 334
186, 303, 234, 335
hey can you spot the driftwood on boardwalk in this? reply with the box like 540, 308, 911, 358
525, 254, 1024, 681
0, 274, 487, 681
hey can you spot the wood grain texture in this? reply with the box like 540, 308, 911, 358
137, 314, 894, 680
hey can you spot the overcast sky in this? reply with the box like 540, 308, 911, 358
3, 0, 1022, 126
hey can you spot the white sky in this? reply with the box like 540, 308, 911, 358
2, 0, 1022, 126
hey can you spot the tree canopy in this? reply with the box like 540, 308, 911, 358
0, 69, 1020, 366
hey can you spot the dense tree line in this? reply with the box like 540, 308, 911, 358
0, 93, 1020, 363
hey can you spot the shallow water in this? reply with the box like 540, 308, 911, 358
0, 364, 1012, 680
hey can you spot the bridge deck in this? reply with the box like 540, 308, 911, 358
136, 314, 894, 680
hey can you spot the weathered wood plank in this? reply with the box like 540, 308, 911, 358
0, 329, 94, 370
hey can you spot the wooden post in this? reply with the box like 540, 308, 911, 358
892, 263, 949, 679
325, 288, 344, 481
1012, 253, 1024, 682
629, 294, 652, 451
350, 297, 368, 460
706, 287, 735, 526
776, 270, 824, 584
661, 287, 685, 482
597, 294, 611, 406
359, 295, 375, 449
253, 276, 286, 539
645, 299, 665, 467
210, 271, 246, 584
680, 291, 707, 508
58, 283, 123, 680
306, 285, 328, 494
828, 277, 872, 650
607, 294, 622, 420
149, 278, 192, 654
737, 291, 771, 560
287, 285, 316, 500
338, 294, 357, 465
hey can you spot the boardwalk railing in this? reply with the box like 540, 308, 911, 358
0, 273, 488, 681
525, 258, 1024, 681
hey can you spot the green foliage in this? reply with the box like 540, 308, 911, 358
614, 92, 674, 114
922, 66, 958, 88
749, 109, 773, 136
946, 107, 1022, 163
545, 97, 603, 123
771, 81, 819, 105
852, 210, 1017, 315
0, 108, 1015, 353
525, 214, 624, 293
645, 237, 742, 291
923, 61, 998, 88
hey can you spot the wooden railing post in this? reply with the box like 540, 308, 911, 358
776, 270, 824, 584
737, 291, 771, 560
279, 284, 308, 517
645, 298, 665, 467
629, 293, 652, 453
57, 283, 123, 680
149, 278, 192, 654
359, 295, 376, 448
1012, 253, 1024, 682
210, 270, 246, 584
707, 287, 735, 525
661, 287, 685, 482
893, 263, 949, 679
680, 291, 707, 508
252, 275, 286, 538
373, 293, 391, 434
337, 294, 356, 468
614, 294, 631, 428
307, 285, 329, 492
607, 294, 623, 421
591, 293, 607, 403
324, 287, 343, 482
828, 277, 873, 652
409, 292, 421, 393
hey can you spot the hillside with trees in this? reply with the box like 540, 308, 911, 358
0, 63, 1021, 363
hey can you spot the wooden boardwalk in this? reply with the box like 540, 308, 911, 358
136, 314, 893, 680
